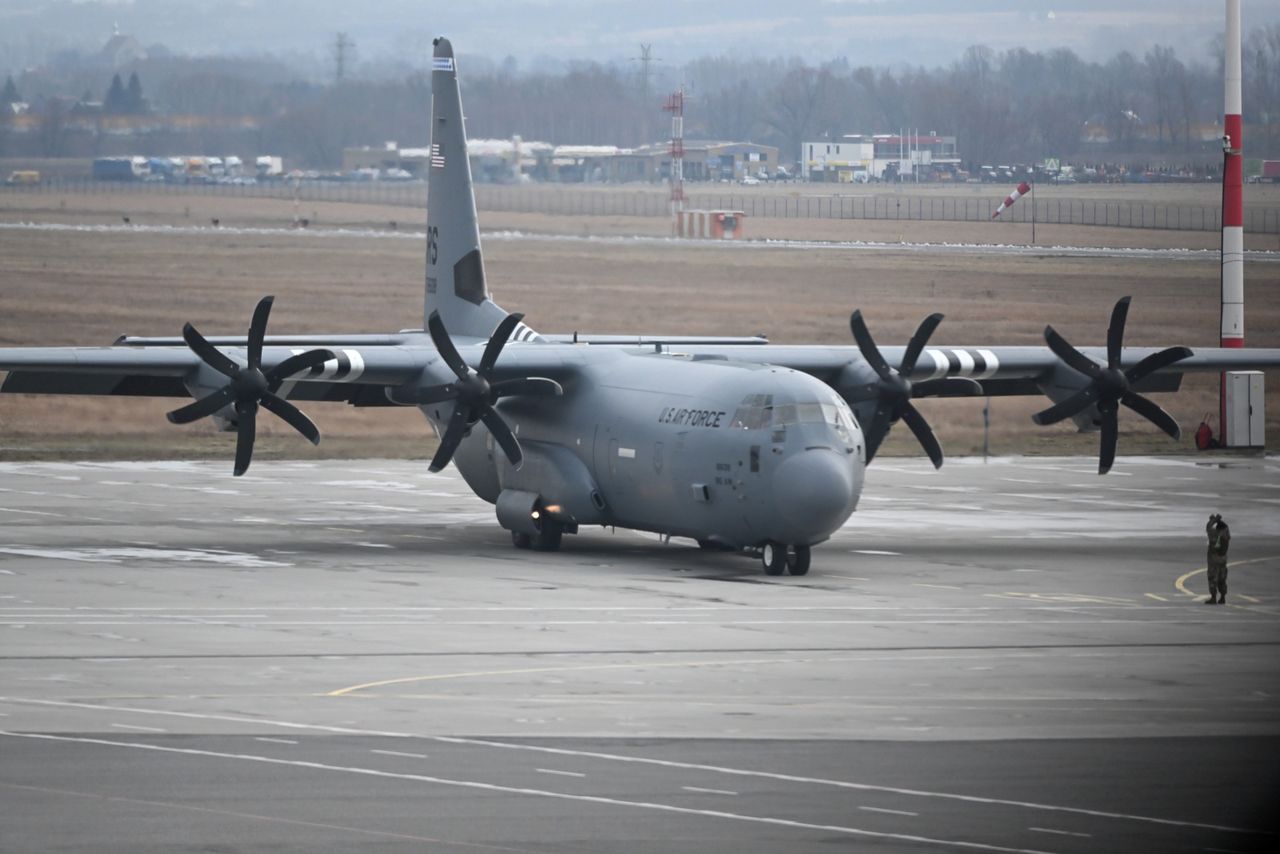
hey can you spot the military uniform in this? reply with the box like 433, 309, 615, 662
1205, 515, 1230, 605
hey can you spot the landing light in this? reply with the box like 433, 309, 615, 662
531, 510, 541, 520
544, 504, 562, 514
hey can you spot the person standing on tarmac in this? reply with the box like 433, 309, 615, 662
1205, 513, 1231, 605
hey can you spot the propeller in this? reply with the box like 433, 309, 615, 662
420, 311, 562, 473
166, 295, 335, 476
849, 311, 981, 468
1031, 296, 1192, 474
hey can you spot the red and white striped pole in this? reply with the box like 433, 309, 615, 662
1220, 0, 1245, 442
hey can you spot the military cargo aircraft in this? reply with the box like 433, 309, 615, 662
3, 38, 1279, 576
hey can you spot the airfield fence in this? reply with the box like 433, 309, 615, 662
7, 178, 1280, 235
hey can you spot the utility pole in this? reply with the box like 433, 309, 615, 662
332, 32, 356, 84
632, 44, 661, 101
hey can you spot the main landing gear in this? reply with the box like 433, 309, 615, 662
761, 542, 810, 577
512, 518, 564, 552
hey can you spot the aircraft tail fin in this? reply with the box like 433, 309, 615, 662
425, 38, 518, 340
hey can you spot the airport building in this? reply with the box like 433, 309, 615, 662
802, 133, 960, 182
343, 139, 779, 184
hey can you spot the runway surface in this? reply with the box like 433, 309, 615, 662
1, 455, 1278, 853
5, 221, 1280, 262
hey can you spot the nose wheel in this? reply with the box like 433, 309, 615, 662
761, 542, 811, 576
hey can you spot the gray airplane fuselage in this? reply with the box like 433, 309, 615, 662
440, 348, 866, 548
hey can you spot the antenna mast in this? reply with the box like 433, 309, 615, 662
663, 87, 685, 217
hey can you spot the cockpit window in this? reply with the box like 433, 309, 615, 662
730, 393, 858, 443
729, 394, 773, 430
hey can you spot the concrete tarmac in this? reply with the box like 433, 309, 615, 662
1, 455, 1278, 853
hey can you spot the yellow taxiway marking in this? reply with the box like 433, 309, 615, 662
1174, 555, 1280, 598
328, 656, 804, 697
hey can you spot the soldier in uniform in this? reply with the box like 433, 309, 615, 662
1205, 513, 1231, 605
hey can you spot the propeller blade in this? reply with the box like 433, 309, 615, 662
479, 313, 524, 375
1106, 296, 1131, 370
1098, 408, 1118, 475
491, 377, 563, 399
427, 311, 470, 382
233, 402, 257, 476
166, 385, 235, 425
913, 377, 982, 398
1120, 391, 1181, 440
246, 295, 274, 370
1126, 346, 1193, 384
901, 313, 944, 376
863, 403, 894, 463
428, 405, 470, 473
479, 407, 523, 469
260, 392, 321, 445
1044, 326, 1102, 380
265, 348, 335, 388
900, 403, 943, 469
849, 311, 894, 384
182, 322, 240, 378
1031, 386, 1098, 426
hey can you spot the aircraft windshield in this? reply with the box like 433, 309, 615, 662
730, 394, 858, 443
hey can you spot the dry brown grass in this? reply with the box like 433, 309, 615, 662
1, 189, 1277, 462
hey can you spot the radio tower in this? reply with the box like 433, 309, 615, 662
663, 87, 685, 218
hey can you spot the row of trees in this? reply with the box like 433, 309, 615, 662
3, 28, 1279, 168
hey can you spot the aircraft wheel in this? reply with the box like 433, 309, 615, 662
533, 519, 563, 552
761, 542, 786, 576
511, 530, 532, 550
786, 545, 811, 576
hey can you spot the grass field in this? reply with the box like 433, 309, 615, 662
1, 188, 1277, 464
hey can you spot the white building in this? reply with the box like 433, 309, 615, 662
802, 133, 960, 182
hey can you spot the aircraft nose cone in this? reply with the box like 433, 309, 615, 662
772, 449, 856, 541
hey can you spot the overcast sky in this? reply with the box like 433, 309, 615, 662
2, 0, 1278, 74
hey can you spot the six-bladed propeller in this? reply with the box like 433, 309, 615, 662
848, 310, 981, 468
167, 295, 334, 477
419, 310, 562, 473
1032, 296, 1192, 474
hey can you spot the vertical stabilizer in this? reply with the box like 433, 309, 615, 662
425, 38, 509, 338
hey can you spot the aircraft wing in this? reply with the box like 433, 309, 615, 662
0, 343, 433, 406
678, 343, 1280, 395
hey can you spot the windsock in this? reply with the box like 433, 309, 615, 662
992, 181, 1031, 219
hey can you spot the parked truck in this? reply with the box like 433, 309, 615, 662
92, 156, 148, 181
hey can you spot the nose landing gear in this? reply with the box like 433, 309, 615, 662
761, 542, 811, 576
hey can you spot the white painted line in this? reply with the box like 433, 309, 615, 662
2, 697, 1267, 837
253, 737, 298, 745
371, 750, 429, 760
110, 723, 166, 733
683, 786, 738, 796
1028, 827, 1091, 838
1144, 593, 1168, 602
537, 768, 586, 778
860, 806, 919, 817
853, 550, 901, 556
0, 732, 1060, 854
